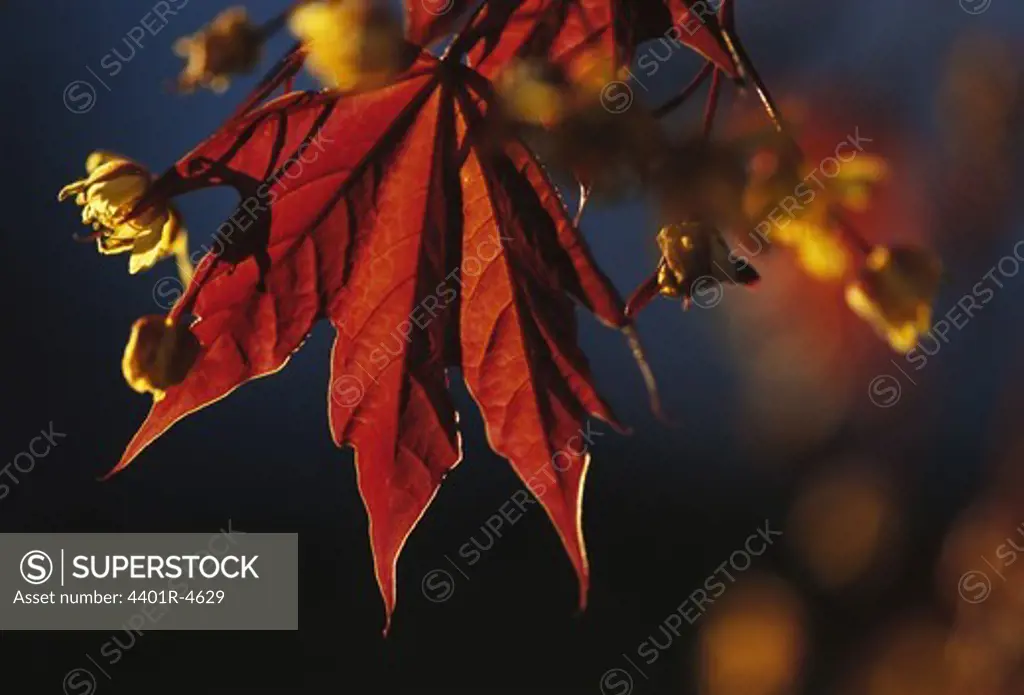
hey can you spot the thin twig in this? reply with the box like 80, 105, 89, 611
702, 69, 722, 137
718, 27, 783, 133
625, 270, 660, 319
174, 236, 195, 288
256, 6, 294, 41
653, 62, 714, 119
622, 325, 673, 425
442, 0, 490, 62
573, 182, 590, 227
716, 0, 875, 258
228, 42, 305, 123
832, 211, 874, 256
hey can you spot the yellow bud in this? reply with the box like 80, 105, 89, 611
122, 316, 201, 400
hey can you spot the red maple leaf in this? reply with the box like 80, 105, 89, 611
81, 0, 786, 632
110, 47, 631, 630
410, 0, 741, 79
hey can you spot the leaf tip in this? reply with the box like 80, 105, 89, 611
577, 578, 589, 613
99, 461, 128, 482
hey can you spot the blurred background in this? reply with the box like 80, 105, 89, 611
1, 0, 1022, 693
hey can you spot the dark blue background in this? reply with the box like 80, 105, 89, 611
1, 1, 1022, 692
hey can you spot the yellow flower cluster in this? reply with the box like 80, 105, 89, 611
60, 153, 200, 399
58, 151, 188, 275
121, 316, 201, 401
744, 147, 888, 281
173, 6, 263, 93
655, 222, 759, 308
737, 141, 942, 352
288, 0, 404, 91
496, 50, 620, 127
845, 246, 943, 353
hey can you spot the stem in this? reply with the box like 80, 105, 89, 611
256, 6, 293, 41
702, 69, 722, 138
718, 27, 783, 133
229, 42, 305, 122
622, 325, 673, 424
174, 234, 195, 288
832, 211, 873, 256
573, 182, 590, 227
625, 270, 661, 319
719, 0, 736, 29
713, 0, 783, 134
72, 229, 104, 244
714, 0, 876, 260
443, 0, 490, 62
653, 62, 714, 119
